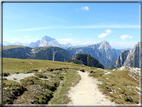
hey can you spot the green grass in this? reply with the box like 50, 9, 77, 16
48, 70, 80, 104
2, 58, 140, 105
3, 58, 87, 73
2, 58, 86, 104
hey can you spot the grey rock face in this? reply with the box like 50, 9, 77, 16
114, 50, 130, 68
124, 41, 140, 68
107, 41, 141, 69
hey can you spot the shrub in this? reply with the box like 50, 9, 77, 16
35, 73, 47, 78
3, 72, 10, 76
80, 69, 85, 72
3, 78, 7, 80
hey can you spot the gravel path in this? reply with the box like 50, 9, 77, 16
68, 71, 116, 105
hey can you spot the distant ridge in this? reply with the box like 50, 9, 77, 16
2, 46, 71, 61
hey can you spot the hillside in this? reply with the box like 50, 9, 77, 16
29, 46, 71, 61
2, 45, 32, 59
113, 66, 140, 82
2, 45, 71, 61
67, 54, 104, 69
2, 58, 140, 105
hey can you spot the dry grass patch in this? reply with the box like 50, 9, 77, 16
89, 69, 139, 104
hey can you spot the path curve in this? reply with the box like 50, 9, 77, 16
68, 71, 115, 105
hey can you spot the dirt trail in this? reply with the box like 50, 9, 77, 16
68, 71, 116, 105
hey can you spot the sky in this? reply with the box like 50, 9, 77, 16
3, 2, 140, 49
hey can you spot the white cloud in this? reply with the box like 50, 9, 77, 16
106, 29, 112, 34
81, 6, 89, 11
24, 36, 28, 38
75, 6, 89, 12
98, 29, 112, 38
68, 33, 72, 35
120, 35, 133, 40
59, 38, 96, 46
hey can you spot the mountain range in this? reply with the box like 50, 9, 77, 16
2, 40, 123, 66
2, 35, 140, 69
3, 36, 73, 49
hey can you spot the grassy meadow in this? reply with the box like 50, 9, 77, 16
2, 58, 140, 105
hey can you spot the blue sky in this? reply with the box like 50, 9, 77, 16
3, 3, 140, 49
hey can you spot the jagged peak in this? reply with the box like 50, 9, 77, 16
100, 40, 109, 45
98, 40, 112, 51
41, 35, 55, 41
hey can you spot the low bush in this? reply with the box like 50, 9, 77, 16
35, 73, 47, 78
80, 69, 85, 72
3, 72, 10, 76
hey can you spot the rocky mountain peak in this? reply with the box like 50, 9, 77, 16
98, 40, 112, 52
123, 41, 140, 68
101, 40, 108, 44
112, 50, 130, 69
41, 36, 55, 42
